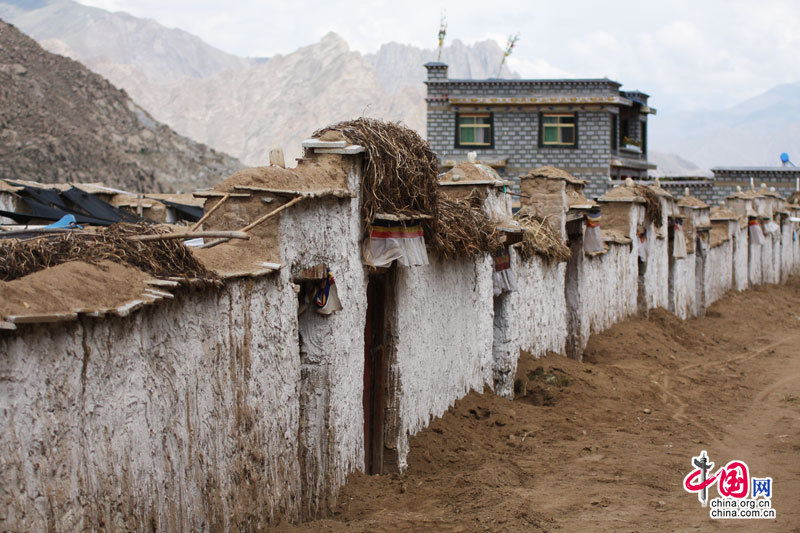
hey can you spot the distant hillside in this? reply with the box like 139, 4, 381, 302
0, 0, 516, 166
651, 82, 800, 168
648, 151, 711, 178
0, 19, 242, 192
0, 0, 251, 83
365, 39, 514, 93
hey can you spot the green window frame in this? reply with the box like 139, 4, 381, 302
540, 113, 577, 147
456, 113, 493, 148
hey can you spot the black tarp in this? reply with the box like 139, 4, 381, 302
155, 198, 203, 222
62, 187, 140, 223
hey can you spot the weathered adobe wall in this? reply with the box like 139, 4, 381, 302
669, 253, 697, 321
705, 239, 733, 306
642, 220, 669, 312
749, 239, 764, 286
389, 255, 494, 470
780, 218, 795, 283
732, 225, 749, 291
0, 276, 302, 532
576, 242, 638, 349
279, 191, 367, 518
493, 252, 567, 398
769, 231, 782, 284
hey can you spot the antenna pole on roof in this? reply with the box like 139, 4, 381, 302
437, 13, 447, 61
497, 33, 520, 77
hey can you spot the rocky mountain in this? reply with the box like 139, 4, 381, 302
365, 39, 514, 93
124, 33, 426, 166
0, 0, 515, 166
0, 0, 251, 83
0, 19, 242, 192
648, 151, 711, 178
651, 82, 800, 169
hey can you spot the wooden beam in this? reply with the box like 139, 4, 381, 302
240, 195, 304, 232
189, 193, 229, 232
128, 230, 249, 242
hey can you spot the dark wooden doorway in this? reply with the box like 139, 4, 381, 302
363, 274, 387, 475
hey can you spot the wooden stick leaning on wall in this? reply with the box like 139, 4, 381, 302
129, 230, 250, 242
189, 193, 229, 232
199, 195, 306, 250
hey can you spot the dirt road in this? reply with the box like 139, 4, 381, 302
286, 280, 800, 532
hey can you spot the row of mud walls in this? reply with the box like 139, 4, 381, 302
0, 276, 303, 532
389, 256, 494, 470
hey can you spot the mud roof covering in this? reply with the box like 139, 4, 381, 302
522, 166, 587, 185
677, 194, 710, 209
710, 205, 738, 220
600, 185, 646, 203
439, 162, 504, 186
727, 187, 764, 200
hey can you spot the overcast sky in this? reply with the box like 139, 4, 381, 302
79, 0, 800, 113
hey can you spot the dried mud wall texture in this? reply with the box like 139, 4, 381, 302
0, 192, 16, 224
780, 220, 794, 283
493, 252, 567, 398
278, 161, 367, 518
749, 241, 764, 286
733, 226, 749, 291
391, 255, 494, 469
513, 254, 567, 359
642, 223, 669, 311
705, 240, 733, 306
575, 243, 638, 353
0, 276, 302, 532
769, 232, 782, 284
669, 254, 697, 320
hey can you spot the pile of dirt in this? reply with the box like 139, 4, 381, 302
0, 20, 241, 192
0, 223, 215, 282
214, 153, 350, 194
291, 280, 800, 532
0, 260, 151, 319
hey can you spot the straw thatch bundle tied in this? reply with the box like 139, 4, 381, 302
0, 223, 215, 282
313, 118, 439, 224
634, 185, 663, 226
514, 208, 571, 262
423, 189, 504, 259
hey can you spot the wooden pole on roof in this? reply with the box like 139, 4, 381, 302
240, 195, 304, 232
189, 193, 229, 232
198, 195, 305, 250
129, 230, 249, 242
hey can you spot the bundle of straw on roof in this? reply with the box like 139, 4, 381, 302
633, 185, 663, 226
514, 208, 571, 262
313, 118, 439, 224
423, 189, 503, 259
0, 223, 215, 282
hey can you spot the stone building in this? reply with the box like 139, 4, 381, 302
424, 62, 657, 198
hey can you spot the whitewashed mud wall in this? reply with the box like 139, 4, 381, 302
513, 254, 567, 359
0, 191, 15, 224
390, 256, 494, 469
780, 220, 794, 282
0, 276, 302, 532
749, 240, 764, 286
732, 226, 749, 291
669, 253, 697, 320
493, 252, 567, 398
279, 193, 367, 518
769, 232, 782, 284
705, 241, 733, 306
642, 229, 669, 312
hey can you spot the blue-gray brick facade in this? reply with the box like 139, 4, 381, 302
424, 62, 657, 199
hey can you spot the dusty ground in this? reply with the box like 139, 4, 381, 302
282, 280, 800, 532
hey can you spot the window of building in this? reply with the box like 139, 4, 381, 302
540, 113, 577, 147
456, 113, 493, 148
611, 114, 618, 150
640, 120, 647, 155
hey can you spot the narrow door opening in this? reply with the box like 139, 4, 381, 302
363, 274, 388, 475
564, 219, 583, 360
